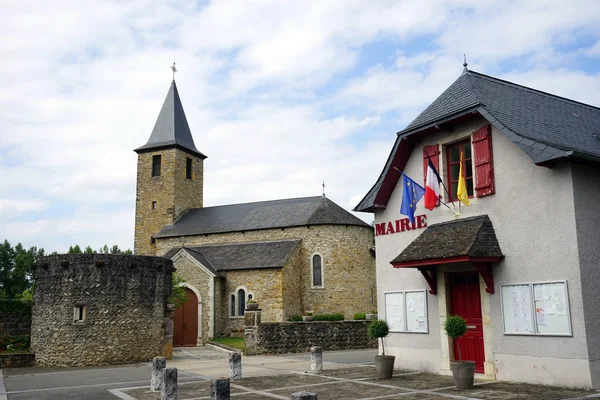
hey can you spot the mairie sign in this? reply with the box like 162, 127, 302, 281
375, 214, 427, 236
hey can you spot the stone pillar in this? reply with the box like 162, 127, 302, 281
243, 310, 261, 356
211, 378, 230, 400
229, 352, 242, 380
150, 356, 166, 392
310, 346, 322, 373
162, 303, 176, 359
291, 391, 317, 400
161, 367, 177, 400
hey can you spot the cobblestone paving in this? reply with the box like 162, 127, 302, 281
117, 365, 600, 400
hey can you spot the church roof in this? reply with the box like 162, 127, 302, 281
164, 239, 301, 272
155, 196, 370, 238
134, 80, 206, 159
355, 69, 600, 213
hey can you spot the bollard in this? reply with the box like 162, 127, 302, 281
291, 391, 317, 400
161, 367, 177, 400
211, 378, 230, 400
310, 346, 322, 374
229, 352, 242, 380
150, 356, 166, 392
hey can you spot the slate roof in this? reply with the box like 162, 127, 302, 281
390, 215, 504, 265
355, 69, 600, 212
164, 239, 301, 272
134, 80, 206, 159
156, 196, 370, 238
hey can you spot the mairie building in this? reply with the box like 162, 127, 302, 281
134, 79, 376, 347
355, 66, 600, 388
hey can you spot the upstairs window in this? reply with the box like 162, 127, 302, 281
186, 158, 193, 179
152, 155, 161, 177
312, 254, 323, 287
446, 140, 473, 201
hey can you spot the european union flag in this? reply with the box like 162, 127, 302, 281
400, 174, 425, 224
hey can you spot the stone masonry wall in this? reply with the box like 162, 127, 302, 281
0, 300, 32, 336
157, 224, 376, 319
250, 321, 377, 354
134, 148, 204, 256
31, 254, 173, 367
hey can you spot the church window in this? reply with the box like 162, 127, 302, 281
186, 158, 193, 179
312, 254, 323, 287
151, 201, 157, 210
238, 289, 246, 316
152, 155, 161, 177
230, 295, 235, 317
150, 237, 156, 245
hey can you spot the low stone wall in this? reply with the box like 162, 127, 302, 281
0, 300, 32, 336
0, 353, 35, 368
246, 320, 377, 355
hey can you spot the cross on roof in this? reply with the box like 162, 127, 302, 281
170, 62, 178, 81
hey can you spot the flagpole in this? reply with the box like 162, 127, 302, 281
392, 167, 455, 212
423, 149, 458, 212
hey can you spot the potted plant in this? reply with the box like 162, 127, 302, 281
247, 299, 259, 310
366, 310, 378, 320
445, 315, 475, 389
302, 311, 314, 322
368, 319, 395, 379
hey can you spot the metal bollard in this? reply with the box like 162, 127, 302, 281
211, 377, 230, 400
229, 352, 242, 380
310, 346, 322, 373
291, 391, 317, 399
150, 356, 166, 392
161, 367, 177, 400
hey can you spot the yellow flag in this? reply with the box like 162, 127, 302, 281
457, 149, 470, 206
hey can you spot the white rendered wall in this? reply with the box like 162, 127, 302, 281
374, 117, 590, 387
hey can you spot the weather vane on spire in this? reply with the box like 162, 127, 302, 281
463, 54, 468, 71
322, 180, 326, 197
170, 62, 178, 81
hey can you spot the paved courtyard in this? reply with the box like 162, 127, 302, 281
2, 347, 600, 399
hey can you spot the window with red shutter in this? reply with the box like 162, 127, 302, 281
472, 124, 495, 197
423, 145, 440, 206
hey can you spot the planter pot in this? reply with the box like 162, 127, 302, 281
247, 303, 259, 311
302, 316, 314, 322
374, 355, 395, 379
366, 313, 378, 320
450, 361, 476, 389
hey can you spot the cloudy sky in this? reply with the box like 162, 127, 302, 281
1, 0, 600, 253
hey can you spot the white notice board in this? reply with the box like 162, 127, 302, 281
501, 284, 534, 334
405, 290, 428, 333
533, 281, 571, 336
501, 280, 571, 336
384, 292, 404, 332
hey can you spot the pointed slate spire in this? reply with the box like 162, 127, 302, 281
135, 80, 206, 159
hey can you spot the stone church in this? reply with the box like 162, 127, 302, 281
134, 79, 376, 346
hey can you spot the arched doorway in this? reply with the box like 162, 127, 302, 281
173, 288, 199, 347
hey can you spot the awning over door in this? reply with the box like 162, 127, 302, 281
390, 215, 504, 294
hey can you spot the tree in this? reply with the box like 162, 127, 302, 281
68, 245, 82, 254
0, 240, 44, 299
84, 246, 95, 254
170, 273, 188, 308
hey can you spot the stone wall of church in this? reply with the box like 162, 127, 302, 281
134, 148, 203, 256
31, 254, 172, 366
158, 224, 376, 321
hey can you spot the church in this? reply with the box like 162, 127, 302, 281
133, 79, 376, 346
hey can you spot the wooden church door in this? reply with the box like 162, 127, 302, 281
173, 288, 198, 347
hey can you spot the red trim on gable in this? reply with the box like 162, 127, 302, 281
391, 255, 504, 268
373, 138, 415, 207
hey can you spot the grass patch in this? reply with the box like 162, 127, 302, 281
210, 336, 245, 351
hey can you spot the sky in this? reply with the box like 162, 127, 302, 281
1, 0, 600, 253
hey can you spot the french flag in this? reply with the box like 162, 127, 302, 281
424, 159, 441, 210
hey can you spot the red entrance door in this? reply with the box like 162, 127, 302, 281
173, 288, 198, 347
449, 272, 485, 373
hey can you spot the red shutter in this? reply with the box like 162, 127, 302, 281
472, 124, 495, 197
423, 145, 440, 206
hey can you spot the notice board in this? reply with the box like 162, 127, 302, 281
384, 292, 404, 332
384, 290, 428, 333
501, 284, 534, 334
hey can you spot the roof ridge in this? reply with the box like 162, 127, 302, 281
468, 70, 600, 112
186, 238, 302, 248
191, 196, 324, 210
429, 214, 488, 228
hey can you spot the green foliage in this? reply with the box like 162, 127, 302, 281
169, 274, 188, 308
84, 246, 95, 254
68, 245, 82, 254
0, 331, 30, 352
210, 337, 245, 351
0, 300, 32, 319
288, 315, 302, 322
368, 319, 390, 356
353, 312, 367, 320
67, 244, 133, 255
444, 315, 467, 339
0, 240, 44, 299
313, 313, 344, 321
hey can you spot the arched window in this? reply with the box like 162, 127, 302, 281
230, 294, 235, 317
312, 254, 323, 287
238, 288, 246, 316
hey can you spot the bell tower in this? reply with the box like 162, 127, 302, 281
133, 77, 206, 255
